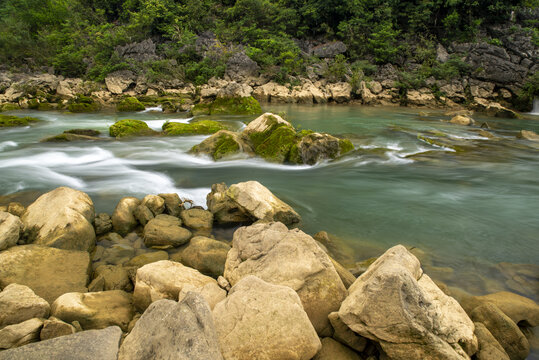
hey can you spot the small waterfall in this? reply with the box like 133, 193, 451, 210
531, 97, 539, 115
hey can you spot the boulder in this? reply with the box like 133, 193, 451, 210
294, 132, 354, 165
92, 265, 132, 291
517, 130, 539, 141
21, 187, 95, 252
470, 303, 529, 360
125, 251, 169, 268
158, 193, 183, 217
6, 202, 25, 217
133, 204, 154, 226
224, 222, 347, 336
143, 214, 192, 248
207, 181, 301, 226
242, 112, 291, 136
180, 208, 213, 235
213, 275, 321, 360
97, 244, 135, 265
217, 82, 254, 98
140, 194, 165, 216
327, 82, 352, 103
225, 51, 260, 81
450, 115, 475, 126
0, 284, 50, 329
338, 245, 477, 360
0, 245, 90, 304
111, 197, 140, 236
40, 317, 76, 341
133, 260, 225, 311
94, 213, 112, 235
41, 133, 101, 142
328, 312, 367, 352
105, 70, 135, 95
474, 291, 539, 327
474, 322, 510, 360
172, 236, 230, 278
119, 293, 223, 360
190, 130, 254, 160
0, 211, 22, 251
252, 82, 292, 103
0, 326, 122, 360
313, 337, 362, 360
51, 290, 134, 331
0, 318, 43, 349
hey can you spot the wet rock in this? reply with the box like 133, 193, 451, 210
125, 250, 169, 268
213, 275, 321, 360
93, 265, 132, 291
496, 262, 539, 300
0, 211, 22, 251
450, 115, 475, 126
517, 130, 539, 141
190, 130, 254, 160
0, 284, 49, 329
0, 326, 122, 360
111, 197, 140, 236
180, 208, 213, 235
94, 213, 112, 235
63, 129, 101, 137
133, 260, 225, 311
119, 293, 223, 360
475, 291, 539, 327
328, 312, 367, 353
99, 244, 135, 265
295, 132, 354, 165
41, 133, 101, 142
172, 236, 230, 278
0, 318, 43, 349
133, 204, 154, 226
40, 317, 76, 341
474, 322, 510, 360
314, 337, 362, 360
21, 187, 95, 252
140, 194, 165, 216
143, 214, 191, 248
51, 290, 134, 331
158, 193, 183, 217
225, 222, 346, 336
0, 245, 90, 304
7, 202, 25, 217
338, 245, 477, 360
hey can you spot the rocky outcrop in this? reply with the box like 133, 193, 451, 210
338, 245, 477, 360
0, 245, 90, 304
21, 187, 95, 252
224, 222, 346, 336
0, 284, 50, 329
105, 70, 135, 94
213, 275, 321, 360
115, 39, 158, 63
225, 51, 260, 81
312, 41, 347, 58
143, 214, 192, 248
119, 293, 223, 360
0, 211, 22, 251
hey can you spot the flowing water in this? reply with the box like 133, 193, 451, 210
1, 105, 538, 304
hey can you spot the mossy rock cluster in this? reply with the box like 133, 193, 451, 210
163, 120, 226, 135
0, 103, 21, 111
109, 119, 157, 138
0, 114, 40, 128
250, 124, 298, 163
137, 95, 190, 113
68, 95, 101, 113
191, 96, 262, 116
190, 130, 249, 160
117, 97, 146, 112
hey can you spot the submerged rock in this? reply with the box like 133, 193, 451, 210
0, 114, 40, 127
474, 322, 510, 360
0, 211, 22, 251
474, 291, 539, 327
517, 130, 539, 141
190, 130, 253, 160
163, 119, 226, 135
41, 133, 101, 142
39, 317, 76, 341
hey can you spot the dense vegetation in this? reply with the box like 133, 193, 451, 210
0, 0, 537, 94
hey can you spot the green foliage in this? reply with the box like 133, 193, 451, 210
116, 97, 145, 112
163, 120, 226, 135
518, 71, 539, 109
324, 55, 349, 82
109, 119, 155, 137
0, 114, 40, 127
191, 97, 262, 116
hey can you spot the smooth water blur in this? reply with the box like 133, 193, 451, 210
1, 105, 538, 299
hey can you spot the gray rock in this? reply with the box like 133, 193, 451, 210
297, 132, 342, 165
225, 51, 259, 81
143, 214, 192, 248
466, 43, 529, 85
115, 39, 158, 63
0, 326, 122, 360
312, 41, 347, 58
0, 284, 50, 329
111, 197, 140, 236
119, 293, 223, 360
0, 318, 43, 350
0, 211, 22, 251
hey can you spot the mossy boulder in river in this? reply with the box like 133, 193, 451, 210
116, 97, 145, 112
190, 130, 253, 160
289, 133, 355, 165
162, 120, 226, 135
41, 133, 102, 142
67, 95, 101, 113
109, 119, 156, 138
191, 96, 262, 116
0, 114, 40, 127
0, 103, 21, 111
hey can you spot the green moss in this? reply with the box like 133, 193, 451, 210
287, 143, 303, 164
339, 139, 354, 154
297, 129, 315, 137
117, 97, 146, 112
109, 119, 156, 138
191, 96, 262, 115
64, 129, 101, 136
213, 134, 240, 160
68, 95, 100, 113
163, 120, 226, 135
37, 102, 53, 111
0, 104, 21, 111
0, 114, 40, 127
253, 125, 297, 162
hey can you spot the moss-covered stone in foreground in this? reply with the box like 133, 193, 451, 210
117, 97, 146, 112
109, 119, 156, 138
213, 134, 241, 160
0, 114, 40, 127
163, 120, 226, 135
191, 96, 262, 116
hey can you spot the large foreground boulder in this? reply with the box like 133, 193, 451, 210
119, 293, 223, 360
0, 326, 122, 360
0, 245, 90, 304
338, 245, 478, 360
213, 276, 321, 360
0, 284, 50, 329
207, 181, 301, 225
0, 211, 22, 251
133, 260, 225, 311
21, 187, 95, 252
224, 222, 346, 336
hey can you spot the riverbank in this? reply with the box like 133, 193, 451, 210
0, 183, 538, 359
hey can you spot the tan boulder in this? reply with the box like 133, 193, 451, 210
242, 112, 291, 135
158, 193, 183, 217
253, 82, 292, 103
474, 291, 539, 327
172, 236, 230, 278
338, 245, 477, 360
111, 197, 140, 236
133, 205, 153, 226
140, 194, 165, 216
517, 130, 539, 141
0, 284, 50, 329
0, 211, 22, 251
474, 322, 510, 360
328, 312, 367, 352
224, 222, 346, 335
92, 265, 133, 291
450, 115, 475, 126
143, 214, 192, 248
105, 72, 134, 94
21, 187, 95, 252
125, 251, 169, 268
180, 208, 214, 235
213, 275, 321, 360
313, 337, 362, 360
327, 82, 352, 103
0, 318, 43, 349
39, 317, 76, 341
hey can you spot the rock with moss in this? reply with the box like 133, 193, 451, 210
64, 129, 101, 136
252, 125, 298, 163
109, 119, 157, 138
0, 114, 40, 128
163, 120, 226, 136
243, 112, 292, 135
291, 132, 354, 165
190, 130, 253, 160
191, 96, 262, 116
117, 97, 146, 112
67, 95, 101, 113
41, 133, 102, 142
0, 103, 21, 111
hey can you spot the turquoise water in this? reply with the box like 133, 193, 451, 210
1, 105, 538, 301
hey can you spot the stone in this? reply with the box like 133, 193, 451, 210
225, 51, 259, 81
116, 39, 158, 62
111, 197, 140, 236
56, 81, 74, 98
172, 236, 230, 278
180, 208, 213, 234
314, 337, 362, 360
207, 181, 301, 226
436, 44, 450, 63
0, 326, 122, 360
7, 202, 25, 217
133, 205, 154, 226
133, 260, 225, 311
474, 322, 510, 360
475, 291, 539, 327
93, 265, 132, 291
105, 70, 135, 94
143, 214, 192, 248
0, 211, 22, 251
252, 82, 292, 103
470, 303, 529, 360
450, 115, 475, 126
0, 318, 43, 349
99, 244, 135, 265
51, 290, 134, 331
119, 293, 223, 360
328, 312, 367, 353
327, 82, 352, 103
329, 257, 356, 289
125, 251, 169, 268
496, 262, 538, 300
21, 187, 95, 252
94, 213, 112, 235
517, 130, 539, 141
158, 193, 183, 217
296, 132, 352, 165
190, 130, 254, 160
213, 275, 321, 360
40, 317, 76, 340
140, 194, 165, 216
338, 245, 477, 360
0, 284, 50, 329
224, 222, 346, 336
0, 245, 90, 304
242, 112, 291, 135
